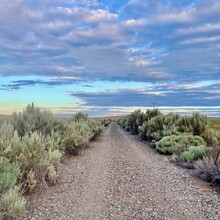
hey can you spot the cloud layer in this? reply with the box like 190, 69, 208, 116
0, 0, 220, 116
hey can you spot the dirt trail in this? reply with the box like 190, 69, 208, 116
26, 123, 220, 220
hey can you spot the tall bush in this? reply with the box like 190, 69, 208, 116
11, 103, 65, 137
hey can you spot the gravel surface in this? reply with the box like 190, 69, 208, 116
25, 123, 220, 220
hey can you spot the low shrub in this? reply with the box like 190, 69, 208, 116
194, 155, 220, 183
17, 132, 62, 192
0, 120, 15, 139
101, 119, 112, 127
73, 112, 88, 121
89, 120, 103, 139
62, 120, 93, 155
0, 157, 25, 219
156, 134, 206, 155
180, 146, 206, 162
194, 138, 220, 184
201, 128, 220, 147
0, 157, 20, 195
1, 131, 62, 193
0, 187, 26, 219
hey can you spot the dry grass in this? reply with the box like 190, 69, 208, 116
208, 117, 220, 131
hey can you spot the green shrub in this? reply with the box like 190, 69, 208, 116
119, 109, 162, 136
180, 146, 206, 162
73, 111, 88, 121
0, 131, 21, 159
17, 132, 62, 192
62, 120, 93, 154
143, 115, 165, 141
10, 103, 65, 137
0, 131, 62, 193
0, 120, 15, 139
46, 149, 62, 184
201, 128, 220, 147
176, 116, 193, 133
162, 125, 179, 137
118, 117, 126, 128
101, 119, 112, 127
89, 120, 103, 139
191, 113, 208, 136
0, 157, 25, 219
156, 135, 182, 154
0, 157, 20, 195
0, 103, 105, 217
164, 113, 180, 124
127, 110, 147, 134
156, 134, 206, 155
0, 187, 26, 219
62, 119, 103, 154
145, 108, 162, 121
176, 113, 208, 135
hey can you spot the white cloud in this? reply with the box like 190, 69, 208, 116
51, 65, 84, 74
122, 19, 147, 28
42, 20, 72, 30
48, 76, 81, 80
181, 35, 220, 45
177, 22, 220, 35
147, 71, 174, 79
135, 60, 152, 67
85, 9, 118, 23
157, 10, 195, 23
53, 7, 118, 24
72, 0, 99, 7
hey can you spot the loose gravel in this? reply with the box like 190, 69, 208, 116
25, 123, 220, 220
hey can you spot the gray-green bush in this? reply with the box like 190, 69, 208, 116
180, 146, 206, 162
156, 134, 206, 155
0, 157, 25, 219
119, 109, 220, 186
62, 119, 103, 154
0, 105, 104, 219
0, 187, 26, 219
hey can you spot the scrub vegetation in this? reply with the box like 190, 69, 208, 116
0, 104, 110, 219
209, 118, 220, 131
118, 109, 220, 185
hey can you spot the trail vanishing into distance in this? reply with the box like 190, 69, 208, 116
26, 123, 220, 220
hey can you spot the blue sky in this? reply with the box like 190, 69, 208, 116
0, 0, 220, 117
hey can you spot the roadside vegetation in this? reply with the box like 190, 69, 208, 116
0, 104, 111, 219
209, 118, 220, 131
118, 109, 220, 186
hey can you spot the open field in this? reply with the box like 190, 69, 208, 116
208, 117, 220, 131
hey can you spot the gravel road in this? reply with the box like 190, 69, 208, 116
26, 123, 220, 220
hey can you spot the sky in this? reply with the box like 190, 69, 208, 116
0, 0, 220, 117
